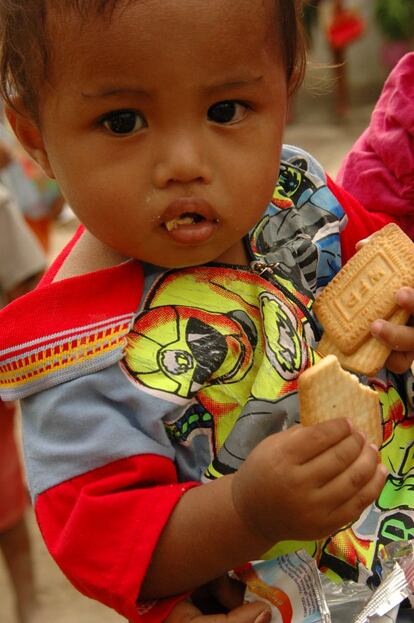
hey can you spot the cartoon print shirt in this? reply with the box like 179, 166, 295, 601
0, 146, 412, 623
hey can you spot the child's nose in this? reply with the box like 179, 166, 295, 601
152, 133, 212, 188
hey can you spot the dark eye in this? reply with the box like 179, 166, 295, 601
207, 101, 248, 124
101, 110, 146, 135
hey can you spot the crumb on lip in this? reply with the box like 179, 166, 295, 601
164, 212, 206, 231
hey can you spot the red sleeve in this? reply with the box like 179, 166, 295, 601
327, 176, 397, 264
35, 454, 199, 622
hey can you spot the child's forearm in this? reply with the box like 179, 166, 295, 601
140, 473, 271, 600
141, 418, 387, 601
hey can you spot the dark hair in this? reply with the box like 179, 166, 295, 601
0, 0, 306, 120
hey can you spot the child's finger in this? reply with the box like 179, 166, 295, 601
385, 350, 414, 374
285, 417, 353, 464
302, 430, 366, 487
316, 442, 384, 508
206, 575, 245, 610
395, 286, 414, 313
355, 236, 371, 251
371, 320, 414, 351
165, 599, 271, 623
324, 461, 388, 530
220, 602, 271, 623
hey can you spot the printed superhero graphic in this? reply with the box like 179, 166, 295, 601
249, 156, 345, 296
122, 266, 315, 461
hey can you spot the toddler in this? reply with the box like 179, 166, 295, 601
0, 2, 413, 622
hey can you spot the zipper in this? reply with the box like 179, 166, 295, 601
249, 259, 323, 342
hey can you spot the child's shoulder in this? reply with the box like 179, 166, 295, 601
0, 228, 144, 401
280, 144, 326, 180
278, 144, 346, 223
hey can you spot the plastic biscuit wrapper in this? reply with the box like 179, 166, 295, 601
352, 565, 412, 622
233, 546, 414, 623
352, 540, 414, 623
380, 540, 414, 609
234, 550, 331, 623
318, 572, 383, 622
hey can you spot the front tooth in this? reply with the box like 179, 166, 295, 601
165, 216, 195, 231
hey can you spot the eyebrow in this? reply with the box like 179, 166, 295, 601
204, 75, 264, 93
81, 87, 152, 99
81, 75, 264, 99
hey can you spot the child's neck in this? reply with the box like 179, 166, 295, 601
52, 230, 127, 282
214, 238, 250, 266
52, 233, 250, 283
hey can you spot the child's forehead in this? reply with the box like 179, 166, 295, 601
46, 0, 283, 86
48, 0, 279, 52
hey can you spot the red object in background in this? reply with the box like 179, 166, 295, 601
327, 10, 365, 50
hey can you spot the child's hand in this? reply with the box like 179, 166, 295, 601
231, 418, 387, 545
164, 598, 271, 623
370, 287, 414, 374
191, 574, 246, 613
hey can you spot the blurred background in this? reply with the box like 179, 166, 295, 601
1, 1, 413, 622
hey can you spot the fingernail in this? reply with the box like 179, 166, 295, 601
370, 320, 384, 337
395, 288, 409, 305
345, 417, 353, 427
254, 610, 272, 623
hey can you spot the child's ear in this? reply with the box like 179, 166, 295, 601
5, 103, 55, 179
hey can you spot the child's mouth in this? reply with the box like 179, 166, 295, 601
161, 199, 219, 244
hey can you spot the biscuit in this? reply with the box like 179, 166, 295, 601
313, 223, 414, 355
317, 307, 410, 376
298, 355, 382, 447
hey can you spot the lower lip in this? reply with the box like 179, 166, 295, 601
163, 220, 218, 244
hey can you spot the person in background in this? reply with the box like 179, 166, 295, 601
0, 122, 64, 254
338, 51, 414, 242
0, 138, 45, 623
17, 154, 65, 254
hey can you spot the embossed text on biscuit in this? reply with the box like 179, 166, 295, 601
335, 254, 393, 321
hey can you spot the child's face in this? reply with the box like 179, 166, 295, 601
28, 0, 288, 267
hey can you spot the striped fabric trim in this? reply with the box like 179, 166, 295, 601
0, 313, 133, 400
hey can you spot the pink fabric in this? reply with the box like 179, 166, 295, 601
337, 52, 414, 240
